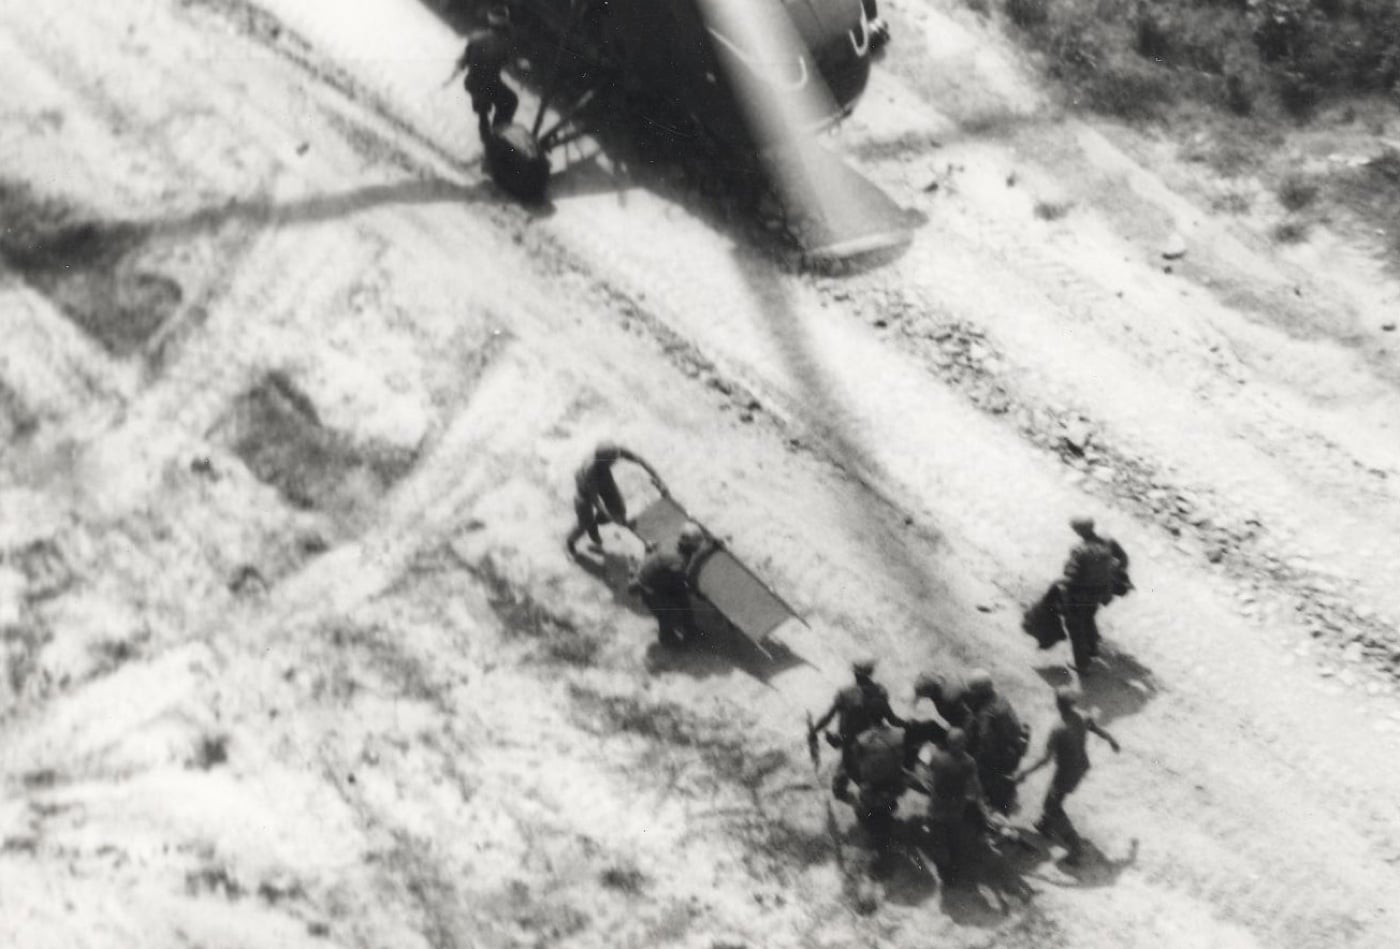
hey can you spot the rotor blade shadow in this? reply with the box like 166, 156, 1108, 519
729, 248, 959, 657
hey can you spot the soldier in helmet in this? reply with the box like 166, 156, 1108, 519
906, 727, 988, 885
566, 441, 665, 556
961, 670, 1031, 817
455, 5, 520, 140
1059, 517, 1131, 674
628, 521, 712, 647
809, 658, 906, 803
902, 670, 968, 766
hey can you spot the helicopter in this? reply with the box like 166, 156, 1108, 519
437, 0, 912, 261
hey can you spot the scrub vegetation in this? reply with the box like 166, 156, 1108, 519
996, 0, 1400, 121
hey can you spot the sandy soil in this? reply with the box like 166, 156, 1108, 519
3, 0, 1400, 946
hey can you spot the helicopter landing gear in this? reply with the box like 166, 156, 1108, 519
483, 124, 550, 203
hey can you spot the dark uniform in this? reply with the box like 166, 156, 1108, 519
1061, 529, 1130, 672
965, 691, 1030, 816
849, 723, 907, 845
811, 674, 905, 802
459, 24, 518, 138
567, 442, 662, 553
629, 531, 709, 646
910, 739, 982, 883
904, 672, 969, 766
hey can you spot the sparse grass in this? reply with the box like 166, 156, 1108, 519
995, 0, 1400, 122
1332, 146, 1400, 265
185, 862, 243, 899
192, 733, 230, 770
1272, 219, 1311, 243
1033, 200, 1073, 221
599, 863, 647, 893
0, 179, 180, 356
226, 371, 416, 511
1211, 192, 1254, 215
467, 555, 599, 666
568, 686, 791, 792
1278, 173, 1320, 211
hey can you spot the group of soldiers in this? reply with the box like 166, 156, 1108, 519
806, 518, 1132, 880
809, 659, 1120, 878
563, 439, 1132, 880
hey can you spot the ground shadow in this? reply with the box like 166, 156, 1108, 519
1031, 643, 1159, 725
826, 808, 1043, 918
1082, 649, 1160, 725
932, 829, 1040, 925
874, 826, 940, 906
729, 246, 957, 650
1019, 835, 1139, 891
147, 176, 525, 242
641, 598, 808, 684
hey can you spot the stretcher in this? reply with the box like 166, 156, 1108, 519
628, 493, 806, 670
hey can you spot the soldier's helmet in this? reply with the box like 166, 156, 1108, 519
677, 522, 705, 553
1069, 516, 1096, 537
486, 5, 511, 27
1055, 686, 1082, 710
966, 669, 995, 698
595, 440, 623, 461
852, 656, 877, 678
913, 671, 944, 700
946, 728, 968, 752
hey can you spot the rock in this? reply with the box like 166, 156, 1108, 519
1161, 233, 1188, 260
1059, 419, 1092, 452
1091, 466, 1116, 483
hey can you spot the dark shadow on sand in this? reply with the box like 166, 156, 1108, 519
642, 595, 809, 684
1033, 644, 1159, 726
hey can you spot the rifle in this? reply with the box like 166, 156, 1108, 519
806, 712, 821, 772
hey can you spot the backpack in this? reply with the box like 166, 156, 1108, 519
855, 726, 905, 789
1022, 582, 1066, 649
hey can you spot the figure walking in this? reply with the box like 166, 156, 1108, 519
456, 6, 520, 140
1016, 687, 1120, 865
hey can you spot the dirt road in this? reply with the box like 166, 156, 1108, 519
3, 0, 1400, 946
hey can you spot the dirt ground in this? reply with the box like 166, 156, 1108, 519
4, 0, 1400, 946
